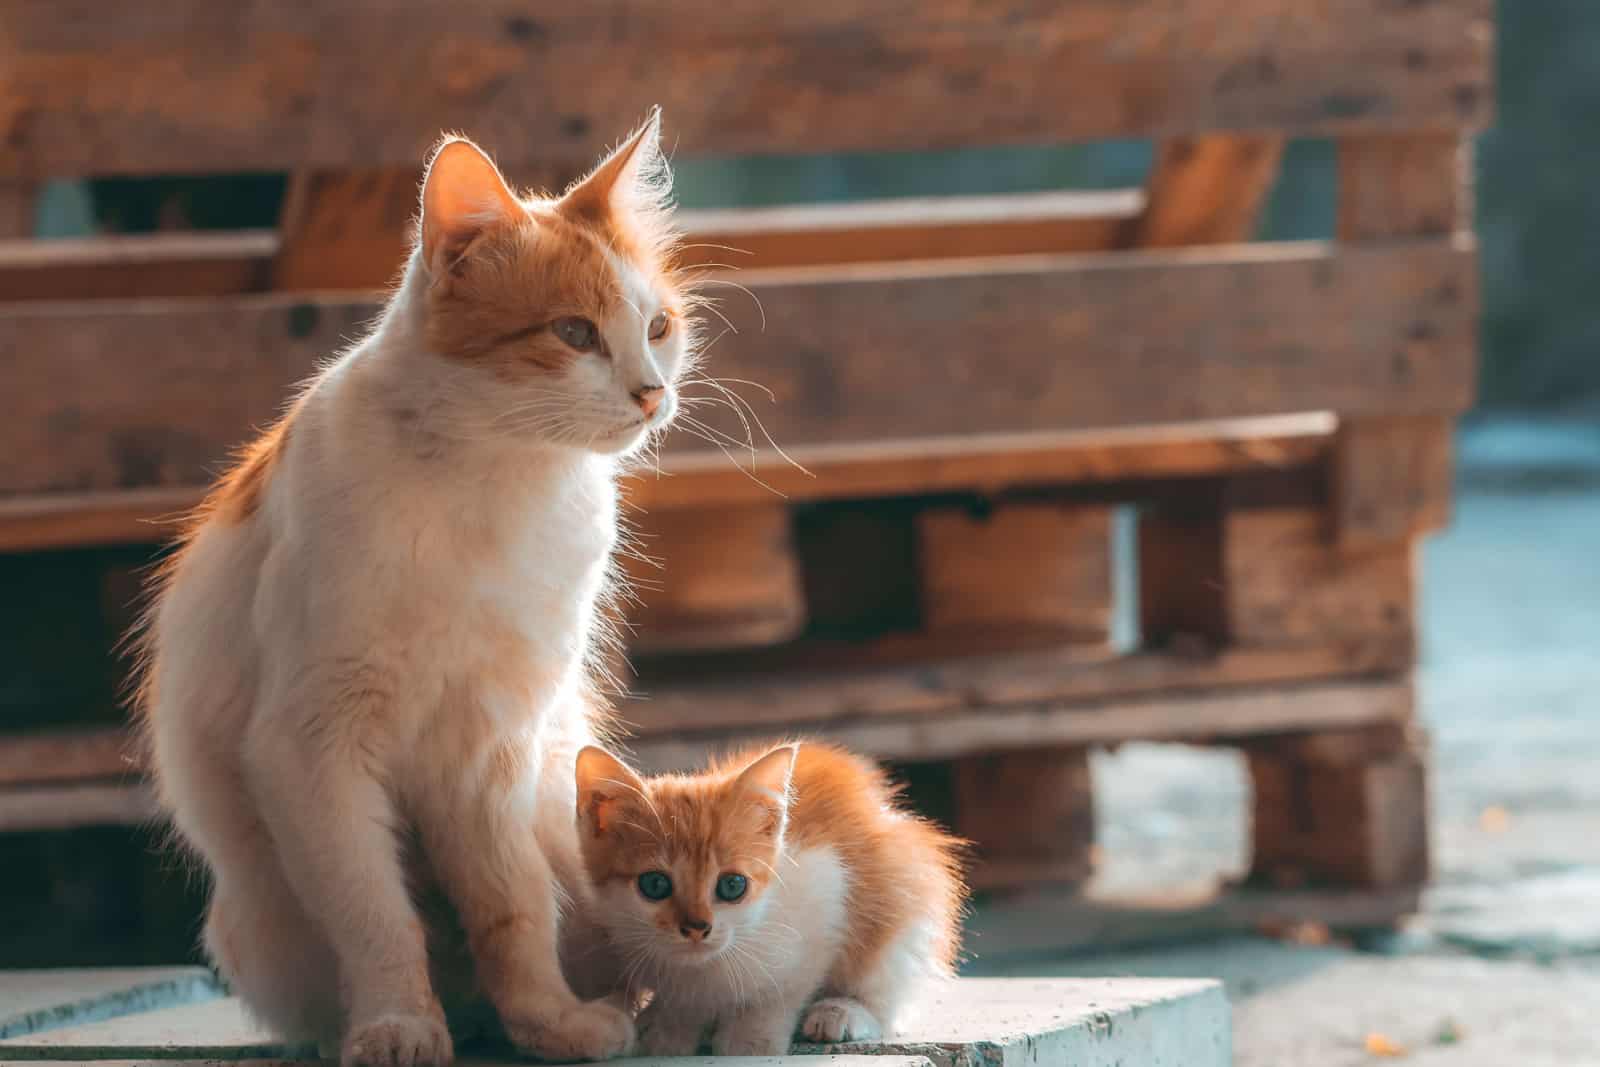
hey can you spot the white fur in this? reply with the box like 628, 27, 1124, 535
143, 175, 686, 1067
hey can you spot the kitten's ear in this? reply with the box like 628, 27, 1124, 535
559, 108, 668, 224
419, 136, 521, 277
732, 744, 798, 836
575, 746, 648, 839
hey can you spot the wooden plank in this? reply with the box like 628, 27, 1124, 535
627, 676, 1414, 770
1339, 133, 1471, 242
1332, 414, 1455, 551
1334, 136, 1470, 548
952, 747, 1097, 892
620, 503, 805, 654
0, 181, 37, 238
622, 638, 1409, 738
1122, 134, 1284, 248
1142, 500, 1415, 655
0, 241, 1477, 498
1, 1, 1493, 179
0, 232, 275, 302
1247, 721, 1431, 890
1224, 507, 1414, 650
0, 781, 155, 832
0, 190, 1142, 300
0, 729, 136, 788
272, 168, 426, 291
0, 416, 1336, 552
918, 503, 1112, 646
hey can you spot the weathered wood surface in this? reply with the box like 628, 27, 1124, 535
1248, 723, 1431, 889
268, 186, 1145, 294
1, 1, 1493, 179
0, 415, 1336, 552
953, 747, 1097, 891
918, 503, 1112, 646
1142, 501, 1416, 653
0, 241, 1475, 497
1339, 133, 1472, 242
0, 191, 1144, 301
1121, 134, 1284, 248
0, 181, 36, 238
0, 232, 276, 302
620, 503, 805, 654
627, 677, 1413, 770
1332, 414, 1456, 551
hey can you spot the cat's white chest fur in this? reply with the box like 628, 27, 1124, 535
252, 366, 618, 748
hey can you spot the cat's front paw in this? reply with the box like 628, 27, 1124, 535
711, 1011, 795, 1057
342, 1011, 454, 1067
502, 997, 635, 1062
802, 997, 884, 1043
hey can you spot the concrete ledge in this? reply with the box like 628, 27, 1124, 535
0, 974, 1229, 1066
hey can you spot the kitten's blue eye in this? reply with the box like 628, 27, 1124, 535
637, 871, 672, 901
715, 873, 748, 902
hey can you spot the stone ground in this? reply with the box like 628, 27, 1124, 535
969, 418, 1600, 1065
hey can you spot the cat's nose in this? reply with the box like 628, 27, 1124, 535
632, 384, 665, 418
679, 918, 712, 942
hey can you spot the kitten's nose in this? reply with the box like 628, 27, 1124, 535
679, 918, 711, 942
632, 384, 665, 418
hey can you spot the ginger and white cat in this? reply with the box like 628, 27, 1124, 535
137, 113, 695, 1067
574, 742, 966, 1055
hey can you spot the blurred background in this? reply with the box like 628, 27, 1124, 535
3, 3, 1598, 1065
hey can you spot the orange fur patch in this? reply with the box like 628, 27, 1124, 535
578, 743, 967, 980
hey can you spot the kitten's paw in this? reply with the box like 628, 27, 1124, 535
503, 998, 636, 1062
802, 997, 884, 1043
342, 1012, 453, 1067
712, 1013, 794, 1057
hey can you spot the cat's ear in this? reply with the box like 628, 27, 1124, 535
732, 744, 798, 837
419, 136, 521, 277
575, 746, 648, 839
559, 108, 669, 225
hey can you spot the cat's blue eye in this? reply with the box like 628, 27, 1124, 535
637, 870, 672, 901
715, 873, 748, 902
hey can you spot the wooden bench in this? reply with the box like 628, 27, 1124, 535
0, 1, 1491, 941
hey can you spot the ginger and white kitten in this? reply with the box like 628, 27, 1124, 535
137, 112, 696, 1067
574, 743, 966, 1056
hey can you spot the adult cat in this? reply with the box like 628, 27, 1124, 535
137, 113, 693, 1067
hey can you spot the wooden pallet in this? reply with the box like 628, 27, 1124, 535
0, 1, 1490, 945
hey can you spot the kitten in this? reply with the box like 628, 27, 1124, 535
136, 111, 697, 1067
573, 742, 966, 1056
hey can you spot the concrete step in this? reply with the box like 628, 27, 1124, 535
0, 970, 1229, 1066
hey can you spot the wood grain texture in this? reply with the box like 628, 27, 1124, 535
0, 416, 1336, 551
1332, 414, 1456, 552
918, 503, 1112, 646
0, 181, 36, 238
0, 232, 276, 302
1122, 134, 1284, 248
622, 639, 1409, 739
1, 1, 1494, 179
1339, 133, 1472, 242
953, 747, 1097, 892
1247, 721, 1431, 889
1333, 136, 1469, 548
628, 676, 1414, 770
0, 241, 1476, 496
620, 503, 805, 654
0, 191, 1143, 300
